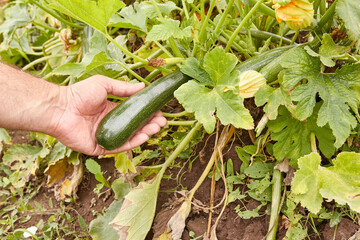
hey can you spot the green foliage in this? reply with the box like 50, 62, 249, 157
281, 47, 360, 148
255, 85, 293, 120
336, 0, 360, 41
89, 200, 123, 240
268, 106, 335, 163
304, 34, 349, 67
146, 18, 191, 42
85, 159, 110, 188
49, 0, 125, 33
292, 152, 360, 214
175, 47, 254, 133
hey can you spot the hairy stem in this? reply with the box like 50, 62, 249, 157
225, 0, 266, 52
159, 122, 202, 175
266, 169, 282, 240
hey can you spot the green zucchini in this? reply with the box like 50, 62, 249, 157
96, 70, 191, 150
259, 45, 302, 82
234, 45, 296, 73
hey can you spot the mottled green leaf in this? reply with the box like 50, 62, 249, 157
281, 48, 360, 148
146, 18, 191, 42
49, 0, 125, 33
89, 200, 123, 240
141, 1, 181, 19
175, 81, 216, 133
109, 2, 147, 32
3, 144, 50, 188
255, 85, 293, 120
175, 47, 253, 132
292, 152, 360, 214
304, 34, 348, 67
203, 47, 238, 86
180, 57, 213, 86
336, 0, 360, 40
268, 106, 335, 162
110, 177, 162, 240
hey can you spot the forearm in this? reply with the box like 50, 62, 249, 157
0, 63, 66, 135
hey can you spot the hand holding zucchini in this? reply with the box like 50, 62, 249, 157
96, 70, 191, 151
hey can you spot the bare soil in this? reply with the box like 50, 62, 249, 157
3, 128, 360, 240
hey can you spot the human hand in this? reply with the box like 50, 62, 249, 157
52, 75, 167, 155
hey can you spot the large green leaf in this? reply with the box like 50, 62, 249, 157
146, 18, 191, 42
109, 2, 147, 32
0, 4, 30, 37
89, 200, 123, 240
304, 34, 348, 67
336, 0, 360, 40
110, 177, 162, 240
281, 48, 360, 148
175, 47, 253, 133
268, 106, 335, 163
49, 0, 125, 33
292, 152, 360, 214
255, 85, 293, 120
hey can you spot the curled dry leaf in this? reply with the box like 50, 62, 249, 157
166, 199, 192, 240
44, 158, 83, 201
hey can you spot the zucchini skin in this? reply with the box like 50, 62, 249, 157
235, 45, 295, 73
96, 70, 191, 150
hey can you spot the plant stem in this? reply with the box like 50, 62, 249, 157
159, 122, 202, 176
168, 38, 184, 58
316, 0, 338, 31
182, 0, 190, 19
214, 0, 235, 35
32, 21, 60, 32
145, 69, 161, 82
247, 0, 276, 18
192, 0, 217, 56
163, 111, 189, 118
22, 53, 77, 71
29, 0, 83, 29
310, 132, 317, 153
266, 169, 282, 240
188, 125, 234, 199
319, 0, 326, 16
290, 30, 299, 45
225, 0, 266, 52
167, 120, 196, 126
105, 34, 148, 64
113, 61, 150, 85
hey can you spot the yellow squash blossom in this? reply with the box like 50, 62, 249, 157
238, 70, 267, 98
273, 0, 314, 30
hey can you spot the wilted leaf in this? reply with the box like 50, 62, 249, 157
167, 199, 192, 240
44, 158, 83, 200
3, 144, 50, 188
110, 177, 162, 240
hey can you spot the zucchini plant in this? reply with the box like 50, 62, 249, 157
1, 0, 360, 239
